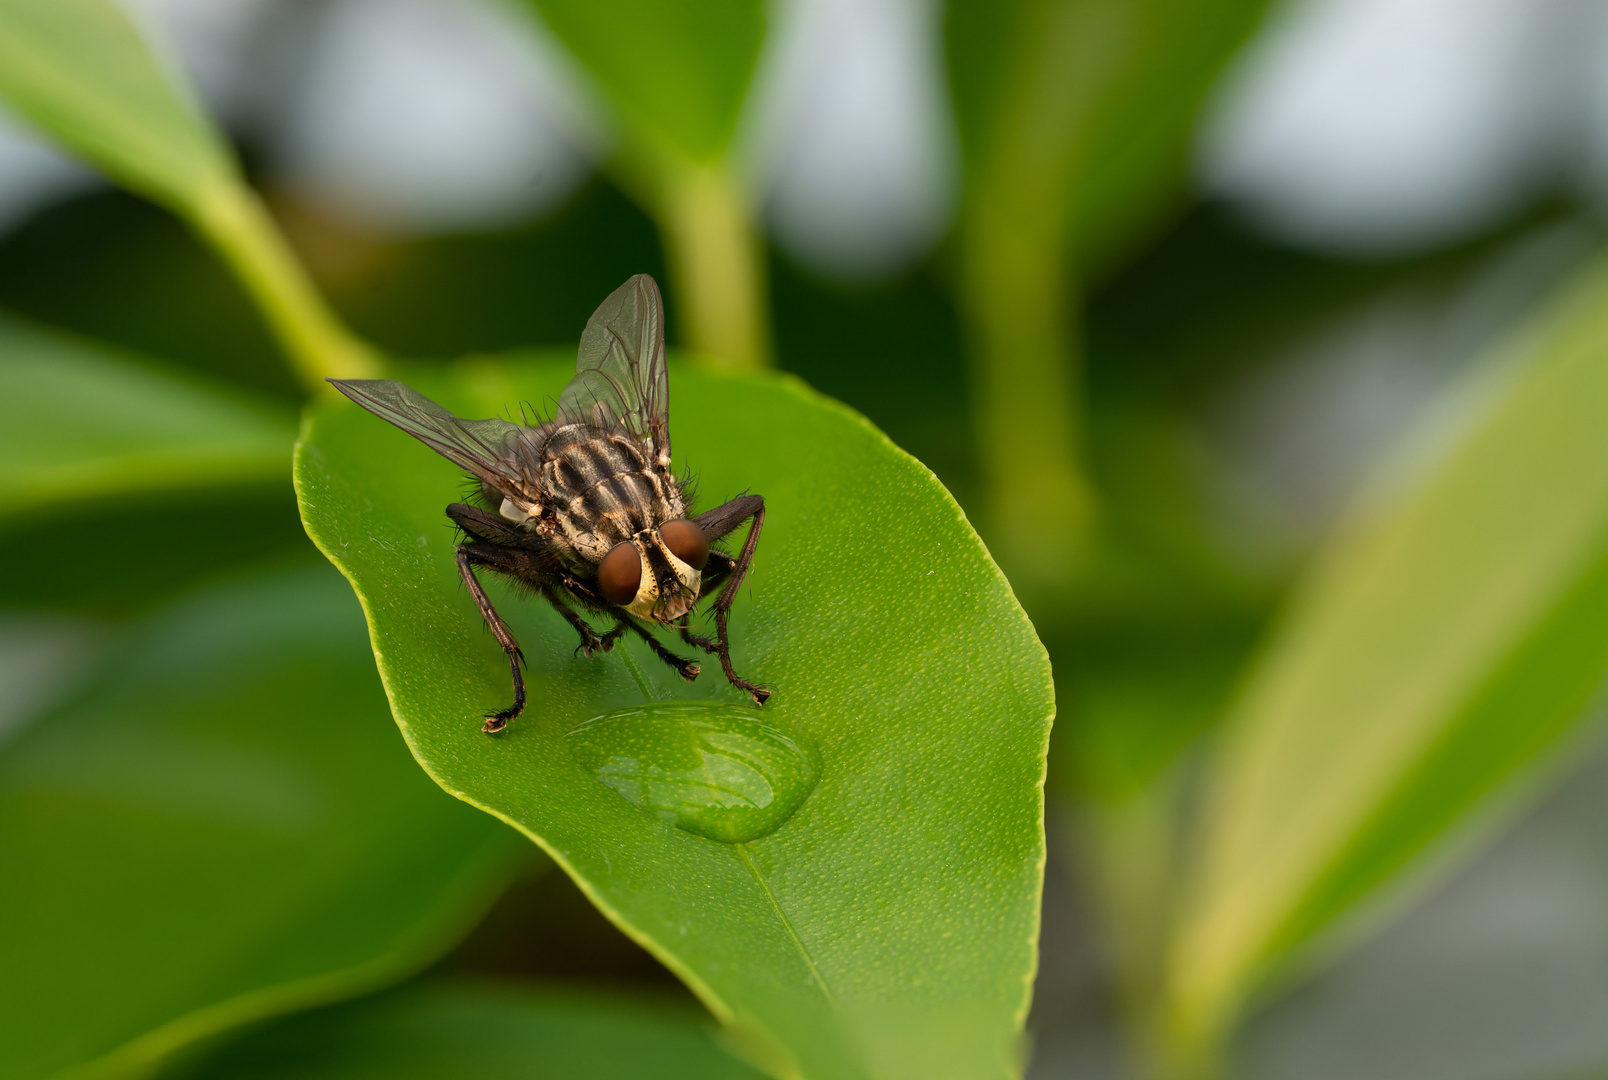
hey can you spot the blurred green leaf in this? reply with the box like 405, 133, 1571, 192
946, 0, 1268, 272
0, 315, 294, 517
943, 0, 1270, 592
0, 189, 303, 400
0, 486, 308, 616
1164, 253, 1608, 1064
0, 0, 375, 389
1062, 0, 1268, 272
193, 979, 766, 1080
525, 0, 764, 167
0, 563, 528, 1080
0, 0, 231, 212
295, 353, 1053, 1080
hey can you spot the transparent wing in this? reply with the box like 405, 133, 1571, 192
328, 379, 526, 489
556, 273, 671, 467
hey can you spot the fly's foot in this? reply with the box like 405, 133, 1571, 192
574, 626, 622, 659
482, 707, 518, 734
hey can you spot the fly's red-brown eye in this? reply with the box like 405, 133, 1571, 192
660, 519, 709, 570
598, 542, 642, 604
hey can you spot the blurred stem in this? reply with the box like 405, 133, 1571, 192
190, 179, 380, 392
960, 201, 1097, 597
656, 161, 771, 371
1074, 780, 1227, 1080
1153, 992, 1232, 1080
958, 0, 1125, 597
1156, 925, 1238, 1080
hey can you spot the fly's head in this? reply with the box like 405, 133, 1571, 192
596, 518, 710, 623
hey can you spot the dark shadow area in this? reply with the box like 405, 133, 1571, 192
0, 482, 312, 617
436, 859, 690, 996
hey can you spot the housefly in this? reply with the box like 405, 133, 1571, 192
330, 274, 768, 733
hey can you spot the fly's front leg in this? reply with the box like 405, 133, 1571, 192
456, 546, 525, 733
615, 615, 701, 682
553, 571, 625, 653
556, 568, 608, 609
540, 586, 613, 657
692, 496, 770, 705
678, 622, 717, 653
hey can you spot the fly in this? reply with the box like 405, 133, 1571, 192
330, 273, 768, 733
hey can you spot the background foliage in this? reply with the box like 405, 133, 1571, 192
3, 0, 1608, 1078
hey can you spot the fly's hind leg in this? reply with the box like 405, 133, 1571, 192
690, 495, 771, 705
456, 546, 526, 733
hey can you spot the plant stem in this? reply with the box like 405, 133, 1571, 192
1154, 997, 1231, 1080
190, 179, 380, 392
960, 202, 1096, 596
656, 161, 771, 371
957, 0, 1125, 597
1072, 777, 1230, 1080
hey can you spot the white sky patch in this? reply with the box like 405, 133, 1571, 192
1199, 0, 1603, 256
269, 0, 602, 236
747, 0, 958, 280
120, 0, 275, 125
0, 110, 99, 235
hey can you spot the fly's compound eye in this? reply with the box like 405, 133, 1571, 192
659, 519, 709, 570
598, 542, 642, 604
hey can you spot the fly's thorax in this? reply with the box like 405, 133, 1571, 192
537, 423, 687, 564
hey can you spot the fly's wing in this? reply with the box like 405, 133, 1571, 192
556, 273, 671, 468
328, 379, 527, 490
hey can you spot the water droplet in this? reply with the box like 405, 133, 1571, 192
565, 702, 819, 843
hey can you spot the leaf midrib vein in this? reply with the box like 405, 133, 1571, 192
737, 842, 837, 1006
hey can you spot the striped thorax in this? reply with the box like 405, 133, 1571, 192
495, 420, 698, 622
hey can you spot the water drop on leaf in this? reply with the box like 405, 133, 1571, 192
566, 703, 819, 843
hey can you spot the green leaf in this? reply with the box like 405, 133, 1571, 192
946, 0, 1270, 272
295, 354, 1053, 1080
0, 563, 529, 1080
0, 315, 295, 518
0, 488, 309, 616
1060, 0, 1269, 271
0, 0, 378, 390
1163, 253, 1608, 1063
944, 0, 1269, 595
193, 978, 767, 1079
0, 0, 232, 212
525, 0, 764, 166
